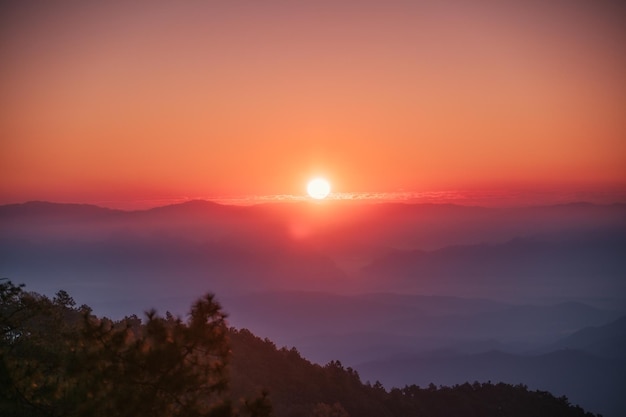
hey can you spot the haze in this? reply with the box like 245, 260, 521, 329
1, 2, 626, 416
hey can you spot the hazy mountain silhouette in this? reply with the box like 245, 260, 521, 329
0, 235, 347, 302
2, 200, 625, 416
2, 276, 604, 417
2, 200, 624, 247
359, 232, 626, 300
217, 292, 624, 364
552, 315, 626, 359
356, 348, 626, 417
2, 200, 624, 326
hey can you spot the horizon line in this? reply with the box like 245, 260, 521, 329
3, 188, 626, 211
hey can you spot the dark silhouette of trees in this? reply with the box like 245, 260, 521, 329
0, 280, 259, 417
311, 402, 349, 417
1, 280, 602, 417
382, 382, 599, 417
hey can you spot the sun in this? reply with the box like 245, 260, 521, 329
307, 178, 331, 200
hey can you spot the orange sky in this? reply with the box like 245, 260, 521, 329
1, 1, 625, 206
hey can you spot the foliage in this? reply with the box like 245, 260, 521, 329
384, 382, 600, 417
1, 280, 602, 417
311, 402, 349, 417
0, 280, 257, 417
229, 328, 392, 417
228, 328, 601, 417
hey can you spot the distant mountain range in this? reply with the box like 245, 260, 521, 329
360, 232, 626, 300
1, 200, 625, 416
351, 314, 626, 417
219, 292, 624, 360
355, 347, 626, 417
551, 315, 626, 359
2, 200, 624, 305
2, 200, 625, 247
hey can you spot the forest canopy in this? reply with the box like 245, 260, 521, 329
0, 280, 599, 417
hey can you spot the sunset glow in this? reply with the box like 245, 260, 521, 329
1, 4, 625, 415
0, 2, 625, 206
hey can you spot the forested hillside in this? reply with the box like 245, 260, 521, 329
1, 281, 600, 417
228, 328, 599, 417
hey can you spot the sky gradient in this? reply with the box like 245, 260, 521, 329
1, 1, 625, 207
